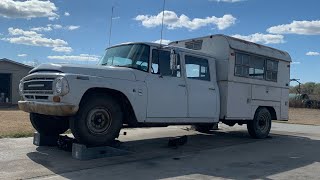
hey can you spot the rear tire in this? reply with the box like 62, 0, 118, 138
30, 113, 69, 136
247, 107, 271, 139
70, 94, 123, 147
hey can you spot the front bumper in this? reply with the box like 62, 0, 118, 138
18, 101, 78, 116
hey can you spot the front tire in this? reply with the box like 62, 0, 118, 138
70, 94, 123, 147
247, 107, 272, 139
30, 113, 69, 136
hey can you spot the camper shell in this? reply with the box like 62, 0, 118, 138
170, 34, 291, 122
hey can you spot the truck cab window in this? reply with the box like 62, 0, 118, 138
151, 49, 181, 77
100, 44, 150, 72
185, 55, 210, 81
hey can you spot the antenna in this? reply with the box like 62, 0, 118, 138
160, 0, 166, 46
108, 6, 114, 47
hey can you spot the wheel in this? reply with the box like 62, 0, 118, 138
30, 113, 69, 136
247, 107, 271, 139
192, 124, 215, 133
70, 94, 123, 147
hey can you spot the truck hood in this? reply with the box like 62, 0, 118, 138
30, 63, 136, 81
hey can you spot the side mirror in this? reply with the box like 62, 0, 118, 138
170, 49, 178, 71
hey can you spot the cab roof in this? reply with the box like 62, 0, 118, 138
109, 42, 216, 59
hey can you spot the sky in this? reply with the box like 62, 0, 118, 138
0, 0, 319, 83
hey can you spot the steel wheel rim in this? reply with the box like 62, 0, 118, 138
86, 108, 112, 134
257, 113, 270, 133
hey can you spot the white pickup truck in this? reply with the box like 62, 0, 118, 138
18, 35, 291, 146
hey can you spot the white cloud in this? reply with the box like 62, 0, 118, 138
52, 46, 73, 53
112, 16, 120, 20
30, 26, 53, 32
306, 51, 320, 56
48, 16, 60, 21
51, 24, 63, 29
3, 28, 69, 52
135, 11, 236, 30
47, 54, 100, 61
67, 25, 80, 30
153, 39, 171, 45
23, 61, 38, 67
209, 0, 244, 2
0, 0, 58, 19
8, 27, 40, 37
64, 12, 70, 16
18, 54, 27, 57
232, 33, 285, 44
5, 36, 68, 48
31, 24, 79, 32
267, 20, 320, 35
291, 61, 301, 65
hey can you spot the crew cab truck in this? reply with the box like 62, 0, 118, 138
18, 34, 291, 147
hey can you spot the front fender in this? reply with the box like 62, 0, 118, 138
62, 75, 148, 122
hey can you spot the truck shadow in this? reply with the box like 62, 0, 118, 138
27, 129, 320, 179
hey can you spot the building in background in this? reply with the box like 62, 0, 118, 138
0, 58, 33, 105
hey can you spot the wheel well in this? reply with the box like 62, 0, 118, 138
80, 88, 138, 125
258, 106, 277, 120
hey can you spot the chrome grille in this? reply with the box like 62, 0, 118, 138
22, 78, 54, 95
24, 80, 53, 91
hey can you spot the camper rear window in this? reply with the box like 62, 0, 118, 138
235, 52, 279, 82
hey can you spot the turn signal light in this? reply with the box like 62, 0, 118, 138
53, 96, 61, 102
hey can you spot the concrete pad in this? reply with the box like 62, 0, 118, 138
1, 123, 320, 179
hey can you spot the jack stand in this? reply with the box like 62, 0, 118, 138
33, 132, 59, 146
33, 132, 132, 160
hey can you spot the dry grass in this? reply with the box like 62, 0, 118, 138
0, 107, 320, 138
0, 107, 34, 138
288, 108, 320, 125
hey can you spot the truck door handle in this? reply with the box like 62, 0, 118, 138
178, 84, 186, 87
209, 87, 215, 91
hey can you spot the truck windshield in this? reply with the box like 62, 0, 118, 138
99, 44, 150, 72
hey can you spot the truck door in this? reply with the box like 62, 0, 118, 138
184, 55, 218, 118
145, 49, 188, 119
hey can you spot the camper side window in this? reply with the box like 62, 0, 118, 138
235, 52, 279, 82
185, 55, 210, 81
249, 56, 265, 79
235, 53, 250, 77
266, 59, 278, 81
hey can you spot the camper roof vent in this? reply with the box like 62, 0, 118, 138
185, 40, 203, 50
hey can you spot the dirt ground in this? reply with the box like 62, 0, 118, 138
0, 107, 320, 138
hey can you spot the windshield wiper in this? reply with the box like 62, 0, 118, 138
114, 65, 135, 69
114, 65, 143, 71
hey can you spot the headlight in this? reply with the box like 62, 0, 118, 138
54, 77, 69, 95
19, 81, 24, 95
